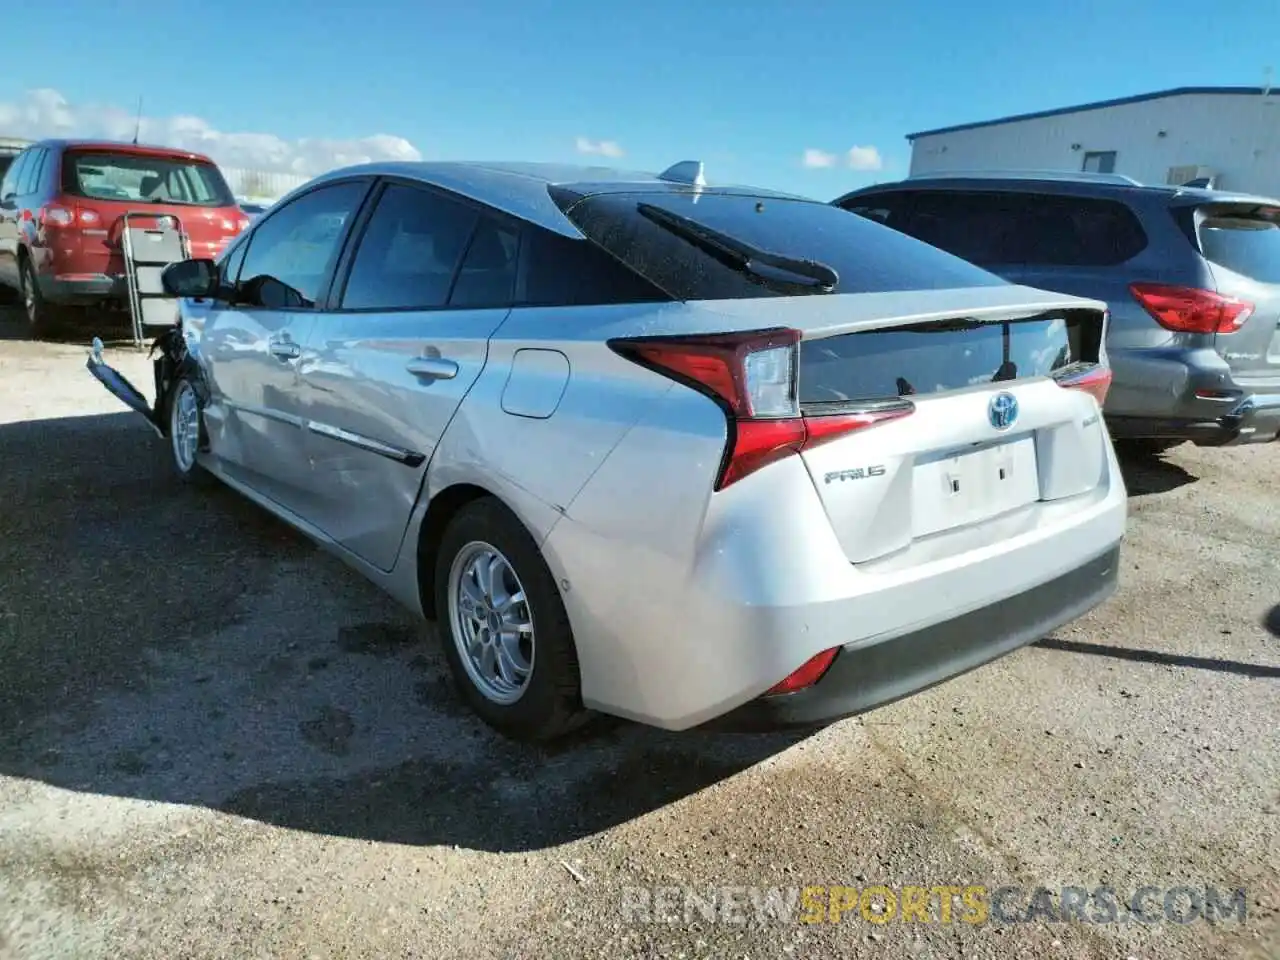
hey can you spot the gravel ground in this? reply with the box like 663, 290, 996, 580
0, 311, 1276, 960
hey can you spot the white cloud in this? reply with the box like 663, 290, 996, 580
846, 145, 884, 171
802, 148, 837, 168
575, 136, 624, 158
0, 88, 422, 176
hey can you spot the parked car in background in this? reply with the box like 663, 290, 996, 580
86, 160, 1126, 741
835, 172, 1280, 452
0, 140, 248, 336
237, 199, 270, 221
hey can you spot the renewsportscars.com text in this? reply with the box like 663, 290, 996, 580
619, 884, 1248, 926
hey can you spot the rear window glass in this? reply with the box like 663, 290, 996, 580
62, 151, 235, 207
555, 190, 1006, 301
800, 315, 1083, 404
1198, 214, 1280, 285
884, 191, 1148, 268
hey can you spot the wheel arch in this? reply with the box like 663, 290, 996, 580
416, 482, 499, 620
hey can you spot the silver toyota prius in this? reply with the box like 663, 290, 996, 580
87, 159, 1127, 742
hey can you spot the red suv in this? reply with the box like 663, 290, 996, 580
0, 140, 247, 335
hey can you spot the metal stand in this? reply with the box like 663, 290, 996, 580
121, 212, 189, 349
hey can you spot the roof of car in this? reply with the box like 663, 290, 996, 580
303, 160, 811, 238
835, 174, 1280, 209
31, 138, 218, 164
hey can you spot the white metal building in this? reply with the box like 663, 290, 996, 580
907, 86, 1280, 197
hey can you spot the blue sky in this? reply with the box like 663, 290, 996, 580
3, 0, 1279, 197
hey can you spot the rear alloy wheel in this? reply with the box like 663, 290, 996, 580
165, 375, 213, 486
18, 258, 56, 339
435, 497, 590, 741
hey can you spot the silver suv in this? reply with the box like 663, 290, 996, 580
836, 172, 1280, 451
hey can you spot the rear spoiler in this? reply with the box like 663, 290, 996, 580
1166, 192, 1280, 218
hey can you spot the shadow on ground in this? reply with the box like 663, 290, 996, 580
0, 303, 136, 345
0, 408, 801, 853
1036, 636, 1280, 679
1263, 604, 1280, 639
1115, 444, 1198, 497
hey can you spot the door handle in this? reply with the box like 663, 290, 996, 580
269, 340, 301, 360
406, 356, 458, 380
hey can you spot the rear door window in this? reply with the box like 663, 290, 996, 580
1197, 213, 1280, 284
555, 190, 1005, 301
448, 218, 520, 308
19, 149, 47, 194
5, 151, 31, 197
895, 191, 1147, 268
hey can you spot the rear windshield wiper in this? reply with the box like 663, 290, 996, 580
636, 202, 839, 291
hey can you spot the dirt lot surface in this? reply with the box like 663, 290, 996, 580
0, 311, 1276, 960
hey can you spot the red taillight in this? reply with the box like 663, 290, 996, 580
766, 648, 839, 696
1129, 283, 1254, 334
1056, 365, 1113, 407
610, 328, 914, 490
38, 204, 100, 229
40, 205, 75, 227
723, 407, 915, 488
724, 418, 807, 488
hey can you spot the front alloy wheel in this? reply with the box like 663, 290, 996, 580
165, 375, 212, 486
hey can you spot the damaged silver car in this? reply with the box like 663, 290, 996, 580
87, 160, 1125, 743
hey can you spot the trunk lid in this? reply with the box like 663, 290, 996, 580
792, 303, 1109, 565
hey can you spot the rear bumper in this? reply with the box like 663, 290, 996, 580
545, 417, 1129, 732
41, 273, 126, 305
85, 345, 163, 436
702, 545, 1120, 732
1106, 393, 1280, 446
1105, 347, 1280, 446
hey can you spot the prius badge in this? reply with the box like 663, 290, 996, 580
988, 391, 1019, 431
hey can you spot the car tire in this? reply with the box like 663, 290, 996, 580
18, 257, 58, 340
162, 373, 214, 486
434, 497, 591, 742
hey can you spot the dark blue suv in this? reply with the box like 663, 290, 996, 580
835, 172, 1280, 450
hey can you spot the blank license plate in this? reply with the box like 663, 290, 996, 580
912, 437, 1041, 537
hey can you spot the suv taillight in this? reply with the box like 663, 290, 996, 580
40, 204, 100, 228
609, 328, 914, 490
40, 205, 75, 227
1129, 283, 1254, 334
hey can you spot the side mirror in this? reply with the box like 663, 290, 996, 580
161, 259, 218, 299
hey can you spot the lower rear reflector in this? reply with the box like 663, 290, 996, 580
765, 647, 839, 696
